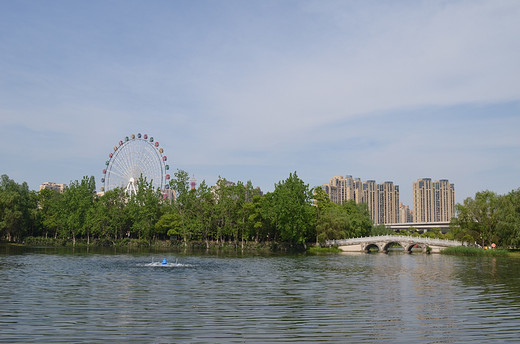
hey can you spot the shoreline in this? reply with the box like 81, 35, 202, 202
4, 238, 519, 257
11, 237, 310, 253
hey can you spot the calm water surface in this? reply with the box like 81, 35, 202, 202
1, 246, 520, 343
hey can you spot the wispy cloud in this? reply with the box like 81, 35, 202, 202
1, 0, 519, 204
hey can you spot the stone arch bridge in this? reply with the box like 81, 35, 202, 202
326, 235, 462, 253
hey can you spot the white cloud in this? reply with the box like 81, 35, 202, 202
1, 0, 519, 200
194, 0, 520, 156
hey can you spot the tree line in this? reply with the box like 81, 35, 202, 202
450, 189, 520, 248
1, 172, 519, 249
0, 171, 372, 247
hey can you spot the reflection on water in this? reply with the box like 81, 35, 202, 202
1, 246, 520, 343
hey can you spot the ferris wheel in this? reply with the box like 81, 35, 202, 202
100, 133, 170, 195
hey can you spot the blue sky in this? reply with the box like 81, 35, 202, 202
1, 0, 519, 206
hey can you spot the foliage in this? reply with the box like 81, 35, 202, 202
314, 190, 371, 243
60, 176, 97, 245
441, 246, 509, 257
496, 189, 520, 248
8, 170, 520, 249
270, 172, 314, 245
315, 203, 348, 243
0, 175, 38, 242
451, 189, 520, 248
451, 191, 499, 247
127, 177, 163, 240
341, 200, 372, 237
370, 224, 393, 236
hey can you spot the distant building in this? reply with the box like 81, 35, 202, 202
377, 181, 400, 224
163, 188, 176, 201
398, 202, 413, 223
362, 180, 379, 224
323, 175, 399, 225
324, 175, 363, 204
412, 178, 455, 222
39, 182, 66, 193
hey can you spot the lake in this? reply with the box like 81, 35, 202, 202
1, 245, 520, 343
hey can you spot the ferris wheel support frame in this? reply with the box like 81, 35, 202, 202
100, 133, 170, 196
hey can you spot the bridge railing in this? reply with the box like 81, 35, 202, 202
325, 235, 462, 247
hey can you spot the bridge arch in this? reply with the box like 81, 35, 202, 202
404, 243, 427, 253
364, 243, 381, 253
381, 241, 405, 253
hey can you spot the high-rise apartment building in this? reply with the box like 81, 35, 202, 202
378, 182, 400, 224
363, 180, 379, 224
323, 175, 364, 205
323, 176, 399, 225
399, 202, 413, 223
413, 178, 455, 222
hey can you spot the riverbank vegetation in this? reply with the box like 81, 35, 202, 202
0, 172, 373, 249
441, 246, 509, 257
1, 173, 519, 251
449, 189, 520, 249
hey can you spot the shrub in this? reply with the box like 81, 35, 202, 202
441, 246, 509, 256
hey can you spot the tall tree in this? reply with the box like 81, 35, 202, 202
496, 188, 520, 247
87, 187, 130, 242
453, 190, 500, 247
0, 175, 37, 242
243, 194, 265, 243
315, 203, 348, 243
156, 211, 183, 239
213, 177, 238, 243
271, 172, 314, 245
341, 200, 372, 238
38, 187, 64, 239
169, 169, 194, 244
128, 177, 163, 241
61, 176, 97, 245
196, 181, 217, 246
314, 187, 334, 243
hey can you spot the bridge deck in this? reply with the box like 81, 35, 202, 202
326, 235, 462, 248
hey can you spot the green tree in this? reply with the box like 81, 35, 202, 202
60, 176, 97, 245
213, 177, 243, 244
314, 187, 335, 243
197, 181, 217, 247
453, 191, 500, 247
341, 200, 372, 238
38, 187, 64, 239
0, 175, 37, 242
258, 192, 277, 242
271, 172, 314, 245
128, 177, 163, 241
370, 224, 393, 236
87, 187, 130, 243
181, 179, 216, 245
156, 211, 183, 239
496, 188, 520, 248
169, 169, 194, 244
243, 194, 265, 242
238, 181, 261, 247
315, 203, 348, 243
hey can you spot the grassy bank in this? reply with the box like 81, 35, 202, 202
441, 246, 509, 257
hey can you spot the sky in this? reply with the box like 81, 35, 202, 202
1, 0, 519, 206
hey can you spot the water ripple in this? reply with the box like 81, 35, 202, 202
1, 250, 520, 343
